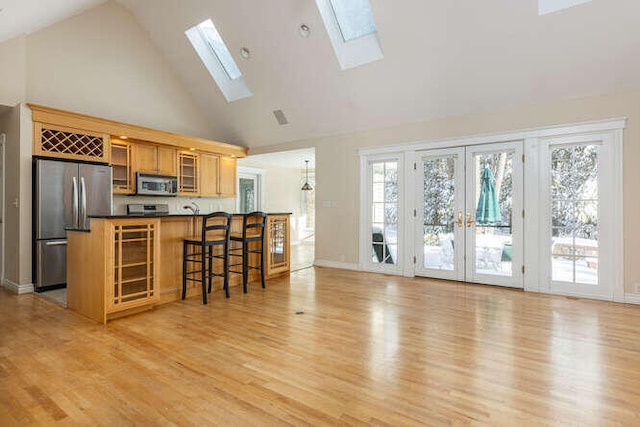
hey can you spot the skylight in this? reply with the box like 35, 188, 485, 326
316, 0, 383, 70
330, 0, 377, 41
186, 19, 252, 102
538, 0, 592, 15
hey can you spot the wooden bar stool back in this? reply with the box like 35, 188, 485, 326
229, 212, 267, 293
182, 212, 231, 304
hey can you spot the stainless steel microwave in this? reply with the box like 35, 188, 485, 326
136, 173, 178, 196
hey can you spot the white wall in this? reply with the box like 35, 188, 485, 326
238, 160, 308, 244
24, 1, 215, 139
250, 89, 640, 294
0, 36, 27, 107
0, 1, 227, 290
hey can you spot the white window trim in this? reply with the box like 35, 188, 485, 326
236, 167, 265, 213
359, 152, 405, 275
185, 20, 252, 103
315, 0, 383, 70
358, 118, 625, 302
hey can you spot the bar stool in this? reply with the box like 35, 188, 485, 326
229, 212, 267, 293
182, 212, 231, 304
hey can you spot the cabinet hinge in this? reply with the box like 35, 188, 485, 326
413, 256, 417, 264
414, 162, 417, 171
522, 209, 525, 219
522, 265, 525, 274
522, 154, 525, 163
413, 208, 417, 217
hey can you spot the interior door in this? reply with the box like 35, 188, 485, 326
415, 147, 465, 281
415, 142, 524, 288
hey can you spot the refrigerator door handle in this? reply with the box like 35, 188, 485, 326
79, 176, 87, 230
72, 176, 79, 229
45, 240, 68, 246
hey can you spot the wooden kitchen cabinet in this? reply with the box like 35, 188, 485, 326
200, 154, 236, 197
199, 153, 219, 197
265, 214, 290, 277
219, 156, 237, 197
157, 146, 177, 176
133, 143, 157, 173
67, 218, 160, 324
111, 140, 134, 194
178, 151, 199, 195
133, 143, 177, 176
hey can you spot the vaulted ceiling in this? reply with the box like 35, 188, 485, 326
8, 1, 640, 149
0, 0, 106, 43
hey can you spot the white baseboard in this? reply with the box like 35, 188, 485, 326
313, 259, 360, 271
624, 294, 640, 305
2, 279, 34, 294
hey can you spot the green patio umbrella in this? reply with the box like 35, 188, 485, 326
475, 166, 502, 225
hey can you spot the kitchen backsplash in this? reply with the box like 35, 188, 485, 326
113, 195, 237, 215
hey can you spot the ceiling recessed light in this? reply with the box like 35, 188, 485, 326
240, 47, 250, 59
119, 135, 128, 139
231, 155, 236, 158
299, 24, 311, 38
189, 147, 196, 151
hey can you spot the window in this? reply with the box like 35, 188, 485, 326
186, 19, 252, 102
538, 0, 592, 15
330, 0, 376, 41
236, 170, 263, 213
316, 0, 383, 70
550, 144, 599, 285
371, 160, 399, 265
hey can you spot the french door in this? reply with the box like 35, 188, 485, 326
415, 141, 524, 287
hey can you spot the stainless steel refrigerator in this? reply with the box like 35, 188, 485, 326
34, 159, 112, 291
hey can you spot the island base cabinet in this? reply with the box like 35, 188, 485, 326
67, 218, 160, 324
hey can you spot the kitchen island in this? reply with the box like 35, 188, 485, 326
67, 213, 291, 323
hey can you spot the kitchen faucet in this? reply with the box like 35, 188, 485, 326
183, 201, 200, 215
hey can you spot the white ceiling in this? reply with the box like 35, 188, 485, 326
239, 148, 315, 169
20, 0, 640, 149
0, 0, 106, 43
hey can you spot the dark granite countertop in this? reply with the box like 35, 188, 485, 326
89, 212, 292, 219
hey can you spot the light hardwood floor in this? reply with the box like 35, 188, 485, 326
2, 267, 640, 425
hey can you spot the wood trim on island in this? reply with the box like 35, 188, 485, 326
67, 214, 291, 323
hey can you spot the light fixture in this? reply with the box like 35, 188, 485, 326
301, 160, 313, 191
119, 135, 128, 140
240, 47, 250, 59
189, 147, 196, 151
299, 24, 310, 37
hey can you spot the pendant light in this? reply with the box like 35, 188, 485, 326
301, 160, 313, 191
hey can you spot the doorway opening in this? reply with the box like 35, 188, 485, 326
237, 148, 315, 272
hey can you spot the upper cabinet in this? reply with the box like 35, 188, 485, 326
178, 151, 199, 195
219, 156, 237, 198
111, 140, 134, 195
199, 153, 219, 197
34, 123, 110, 163
29, 104, 247, 198
134, 144, 177, 176
200, 154, 237, 198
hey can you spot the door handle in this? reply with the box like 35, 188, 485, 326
79, 177, 87, 229
72, 177, 79, 229
457, 211, 463, 228
45, 241, 67, 246
466, 212, 475, 228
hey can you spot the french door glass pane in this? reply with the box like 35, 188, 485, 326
422, 157, 455, 270
550, 145, 599, 285
239, 178, 255, 213
371, 161, 398, 265
473, 151, 514, 277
